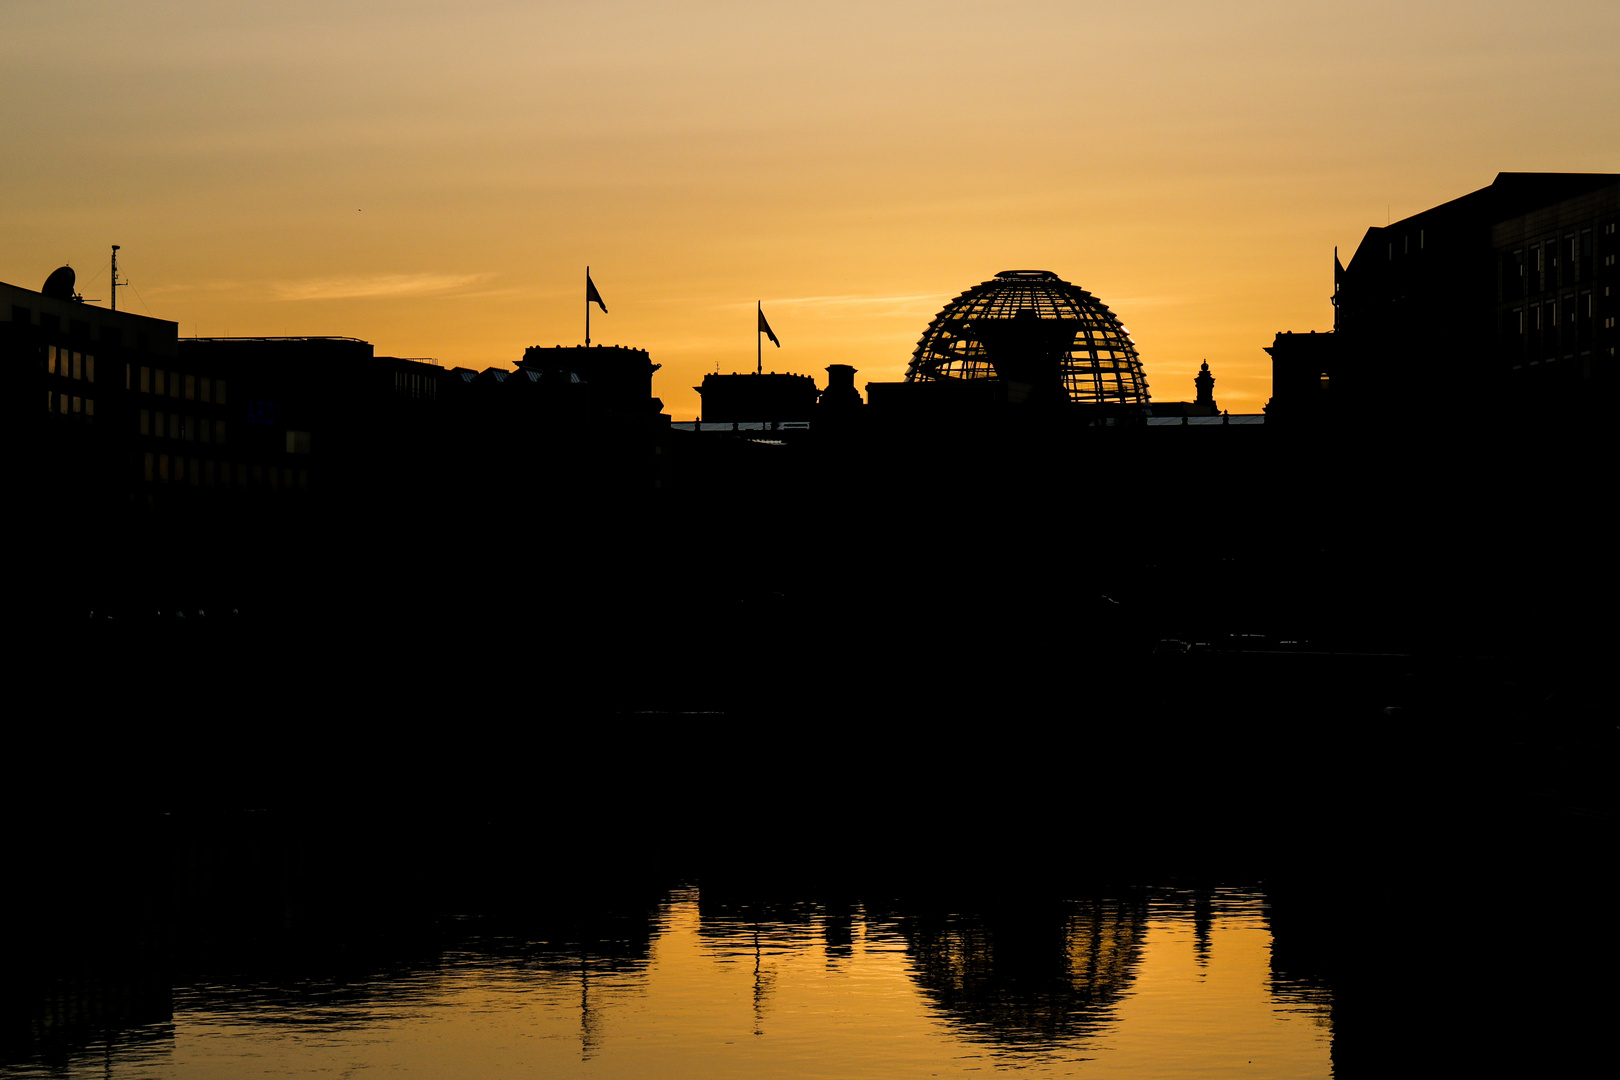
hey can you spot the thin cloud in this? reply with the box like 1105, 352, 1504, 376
766, 293, 947, 309
1105, 296, 1180, 309
273, 273, 491, 301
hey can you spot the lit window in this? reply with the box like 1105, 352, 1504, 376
47, 346, 57, 375
72, 353, 82, 380
86, 355, 94, 382
72, 396, 81, 413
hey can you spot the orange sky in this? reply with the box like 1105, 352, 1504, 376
4, 1, 1616, 418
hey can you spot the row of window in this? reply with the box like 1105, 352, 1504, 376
1504, 224, 1617, 298
47, 345, 95, 382
1388, 230, 1427, 259
134, 365, 228, 405
143, 453, 309, 492
1510, 290, 1603, 332
394, 370, 438, 399
140, 409, 228, 445
47, 391, 94, 417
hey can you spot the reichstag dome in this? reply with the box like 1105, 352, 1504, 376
905, 271, 1149, 405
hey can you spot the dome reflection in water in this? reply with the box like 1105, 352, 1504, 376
1, 875, 1331, 1079
900, 898, 1147, 1047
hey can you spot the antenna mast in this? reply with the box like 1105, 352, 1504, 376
110, 245, 124, 311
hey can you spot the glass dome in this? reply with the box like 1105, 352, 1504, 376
905, 271, 1148, 405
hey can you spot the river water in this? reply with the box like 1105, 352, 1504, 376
3, 643, 1609, 1079
7, 885, 1332, 1080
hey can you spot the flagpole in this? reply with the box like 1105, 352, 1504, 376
586, 266, 591, 347
757, 301, 762, 375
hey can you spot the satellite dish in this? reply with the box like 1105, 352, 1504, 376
42, 266, 77, 301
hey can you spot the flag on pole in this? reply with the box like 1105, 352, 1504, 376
586, 272, 608, 313
758, 306, 779, 347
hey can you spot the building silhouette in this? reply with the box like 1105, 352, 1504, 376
1267, 172, 1619, 424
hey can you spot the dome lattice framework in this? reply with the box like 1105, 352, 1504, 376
905, 271, 1149, 405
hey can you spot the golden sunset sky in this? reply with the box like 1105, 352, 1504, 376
4, 1, 1616, 418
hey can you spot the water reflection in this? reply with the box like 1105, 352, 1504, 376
899, 898, 1147, 1046
3, 845, 1333, 1079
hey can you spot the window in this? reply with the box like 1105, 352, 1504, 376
72, 352, 81, 380
285, 430, 312, 454
140, 409, 150, 435
48, 346, 57, 375
140, 366, 150, 393
125, 363, 130, 390
215, 380, 227, 405
154, 369, 165, 395
183, 416, 196, 442
201, 377, 212, 403
144, 453, 154, 482
169, 371, 180, 398
86, 355, 94, 382
184, 374, 195, 400
159, 454, 170, 482
215, 420, 227, 444
71, 396, 81, 413
85, 399, 93, 418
